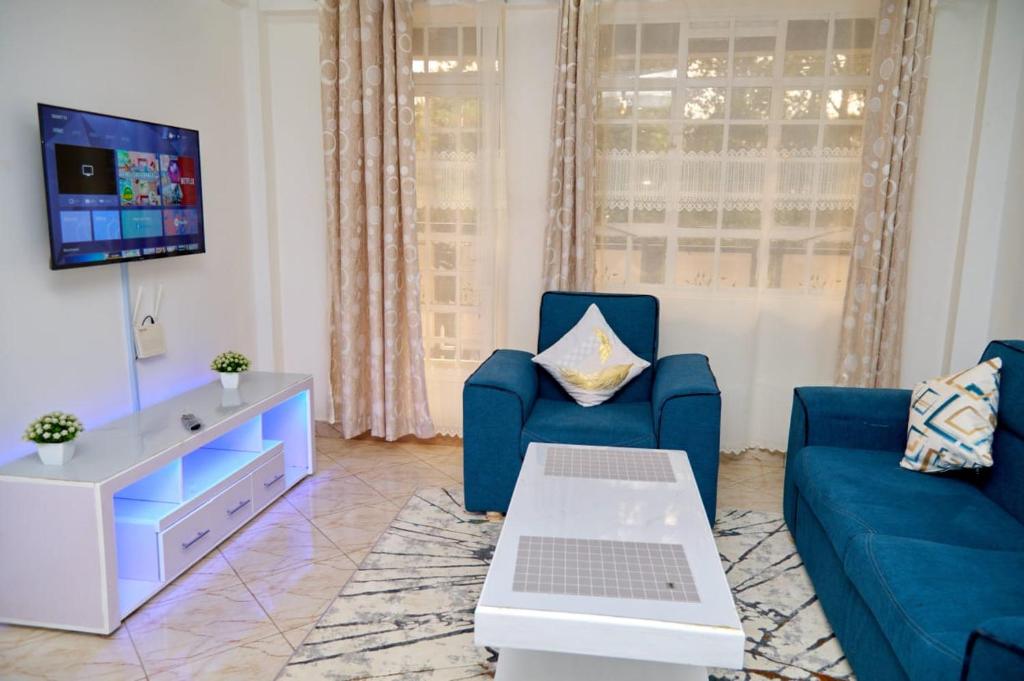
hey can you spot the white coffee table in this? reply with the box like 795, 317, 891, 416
474, 443, 744, 680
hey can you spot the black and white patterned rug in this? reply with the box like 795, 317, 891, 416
279, 488, 851, 680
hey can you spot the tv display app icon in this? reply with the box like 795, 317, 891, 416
92, 210, 121, 241
59, 210, 92, 243
121, 210, 163, 239
163, 209, 199, 236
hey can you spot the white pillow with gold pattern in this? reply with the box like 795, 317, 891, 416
532, 304, 650, 407
901, 358, 1002, 473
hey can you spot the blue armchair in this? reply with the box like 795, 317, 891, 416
463, 291, 722, 523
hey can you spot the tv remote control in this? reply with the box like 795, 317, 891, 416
181, 413, 202, 432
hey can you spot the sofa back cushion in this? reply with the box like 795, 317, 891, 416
537, 292, 658, 403
979, 340, 1024, 524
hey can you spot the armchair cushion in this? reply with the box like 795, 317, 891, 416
521, 399, 656, 453
791, 446, 1024, 558
843, 534, 1024, 681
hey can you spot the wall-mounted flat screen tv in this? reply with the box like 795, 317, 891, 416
38, 104, 205, 270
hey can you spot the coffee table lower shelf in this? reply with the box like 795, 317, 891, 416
495, 649, 707, 681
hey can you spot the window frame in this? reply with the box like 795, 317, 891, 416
594, 3, 875, 298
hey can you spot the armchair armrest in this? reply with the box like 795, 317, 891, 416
963, 617, 1024, 681
652, 354, 720, 434
464, 349, 538, 425
462, 350, 538, 513
653, 354, 721, 524
788, 386, 911, 455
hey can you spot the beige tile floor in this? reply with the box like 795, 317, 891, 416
0, 437, 785, 681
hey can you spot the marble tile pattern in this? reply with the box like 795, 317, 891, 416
0, 435, 792, 681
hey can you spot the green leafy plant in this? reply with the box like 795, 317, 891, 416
23, 412, 84, 444
211, 350, 251, 373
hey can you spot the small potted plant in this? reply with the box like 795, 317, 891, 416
211, 350, 250, 389
24, 411, 84, 466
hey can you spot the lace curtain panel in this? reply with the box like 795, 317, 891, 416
591, 0, 882, 450
412, 1, 507, 436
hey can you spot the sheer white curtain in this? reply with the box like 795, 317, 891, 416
412, 1, 507, 435
592, 0, 877, 450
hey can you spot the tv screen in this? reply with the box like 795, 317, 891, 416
38, 104, 205, 269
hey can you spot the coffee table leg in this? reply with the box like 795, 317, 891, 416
494, 648, 708, 680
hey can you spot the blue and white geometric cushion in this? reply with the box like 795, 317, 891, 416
901, 357, 1002, 473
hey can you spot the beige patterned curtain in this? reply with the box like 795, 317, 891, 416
837, 0, 937, 387
542, 0, 598, 292
319, 0, 435, 439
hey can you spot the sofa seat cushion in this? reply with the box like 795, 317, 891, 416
792, 446, 1024, 557
844, 534, 1024, 681
521, 398, 656, 454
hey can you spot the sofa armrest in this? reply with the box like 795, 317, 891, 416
962, 617, 1024, 681
653, 354, 721, 524
784, 386, 911, 527
464, 349, 538, 425
788, 386, 912, 455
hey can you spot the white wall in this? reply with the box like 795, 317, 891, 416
0, 0, 258, 463
901, 0, 1024, 383
254, 9, 331, 421
988, 56, 1024, 341
503, 3, 559, 351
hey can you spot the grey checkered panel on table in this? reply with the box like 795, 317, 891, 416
512, 536, 699, 603
544, 446, 677, 483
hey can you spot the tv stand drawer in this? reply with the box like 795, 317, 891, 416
158, 476, 253, 581
252, 451, 286, 512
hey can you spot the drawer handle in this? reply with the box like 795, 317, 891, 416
227, 499, 251, 516
264, 472, 285, 489
181, 529, 211, 550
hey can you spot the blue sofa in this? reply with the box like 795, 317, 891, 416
463, 292, 721, 522
784, 340, 1024, 681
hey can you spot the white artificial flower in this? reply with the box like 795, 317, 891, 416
42, 432, 50, 439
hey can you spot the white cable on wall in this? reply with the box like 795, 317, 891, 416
119, 263, 142, 413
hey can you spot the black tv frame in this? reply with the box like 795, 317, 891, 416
38, 103, 207, 271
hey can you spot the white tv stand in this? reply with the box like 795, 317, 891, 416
0, 372, 314, 634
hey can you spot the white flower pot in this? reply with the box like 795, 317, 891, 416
219, 372, 240, 390
37, 441, 76, 466
221, 390, 243, 408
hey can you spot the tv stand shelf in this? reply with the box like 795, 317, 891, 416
0, 372, 314, 634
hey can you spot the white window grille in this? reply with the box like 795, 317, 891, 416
594, 8, 875, 294
412, 3, 504, 435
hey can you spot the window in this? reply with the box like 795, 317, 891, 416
412, 3, 503, 434
595, 11, 874, 293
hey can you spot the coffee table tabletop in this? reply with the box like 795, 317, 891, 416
475, 443, 744, 679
